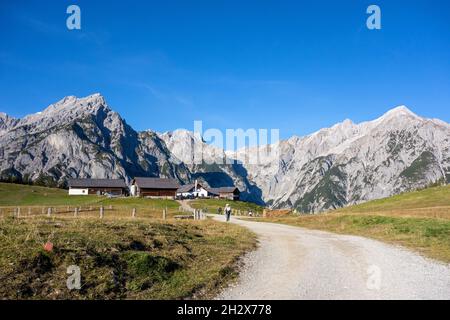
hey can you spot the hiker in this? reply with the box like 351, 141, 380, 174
224, 204, 232, 222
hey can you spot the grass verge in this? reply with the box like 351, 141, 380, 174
255, 213, 450, 263
0, 216, 256, 299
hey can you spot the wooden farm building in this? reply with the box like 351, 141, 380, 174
208, 187, 241, 201
68, 179, 127, 196
176, 182, 241, 201
133, 177, 179, 198
176, 180, 210, 198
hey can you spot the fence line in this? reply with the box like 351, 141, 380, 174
0, 205, 186, 221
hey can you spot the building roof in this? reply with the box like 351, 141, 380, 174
177, 182, 208, 193
207, 187, 240, 195
134, 177, 179, 190
177, 184, 195, 193
68, 179, 127, 189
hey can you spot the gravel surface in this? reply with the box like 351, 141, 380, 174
214, 215, 450, 300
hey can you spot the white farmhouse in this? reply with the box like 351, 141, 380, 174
68, 179, 127, 196
177, 181, 209, 198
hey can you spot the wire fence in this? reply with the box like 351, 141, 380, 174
0, 204, 275, 221
0, 205, 186, 221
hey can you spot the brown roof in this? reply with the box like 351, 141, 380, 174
177, 182, 207, 193
134, 177, 179, 190
68, 179, 127, 189
177, 184, 195, 193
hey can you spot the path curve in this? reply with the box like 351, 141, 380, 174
214, 215, 450, 300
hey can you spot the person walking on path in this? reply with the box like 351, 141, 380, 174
224, 204, 232, 222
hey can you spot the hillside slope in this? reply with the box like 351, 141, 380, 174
336, 184, 450, 217
258, 185, 450, 262
0, 217, 255, 299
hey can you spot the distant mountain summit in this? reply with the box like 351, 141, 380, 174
1, 94, 449, 212
0, 94, 190, 187
236, 105, 450, 212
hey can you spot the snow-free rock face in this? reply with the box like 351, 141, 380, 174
0, 112, 18, 135
158, 129, 264, 203
0, 94, 189, 186
0, 95, 448, 212
232, 106, 450, 212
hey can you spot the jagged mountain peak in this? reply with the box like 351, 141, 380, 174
387, 105, 414, 114
11, 93, 118, 132
377, 105, 421, 122
161, 128, 198, 139
40, 93, 108, 115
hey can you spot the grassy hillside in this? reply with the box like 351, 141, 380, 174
0, 216, 255, 299
335, 184, 450, 218
0, 182, 179, 210
0, 183, 257, 299
0, 183, 98, 206
190, 198, 265, 214
257, 185, 450, 263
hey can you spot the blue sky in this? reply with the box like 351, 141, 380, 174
1, 0, 449, 141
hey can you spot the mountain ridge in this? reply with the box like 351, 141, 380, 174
1, 93, 449, 212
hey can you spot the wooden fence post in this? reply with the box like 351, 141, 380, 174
163, 208, 167, 220
74, 207, 78, 217
132, 208, 136, 218
28, 207, 31, 216
100, 206, 104, 219
17, 207, 20, 218
47, 207, 52, 217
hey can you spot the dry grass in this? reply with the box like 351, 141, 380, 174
336, 206, 450, 220
0, 205, 183, 220
334, 185, 450, 214
0, 215, 256, 299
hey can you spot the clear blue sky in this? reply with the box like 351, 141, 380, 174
1, 0, 449, 140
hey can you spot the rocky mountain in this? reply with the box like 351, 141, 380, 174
0, 94, 189, 187
158, 129, 264, 203
229, 106, 450, 212
1, 94, 449, 212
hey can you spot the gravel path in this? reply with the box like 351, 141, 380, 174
214, 215, 450, 300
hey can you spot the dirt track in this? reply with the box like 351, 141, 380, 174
214, 216, 450, 300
